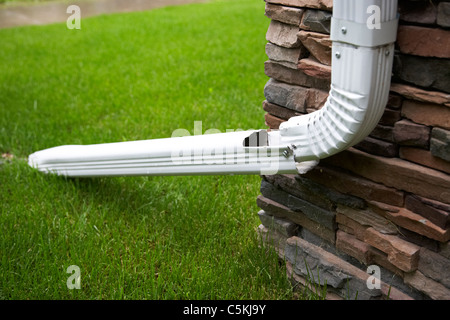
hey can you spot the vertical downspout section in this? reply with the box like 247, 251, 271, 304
274, 0, 398, 166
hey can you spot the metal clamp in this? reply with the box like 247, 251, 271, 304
330, 17, 398, 47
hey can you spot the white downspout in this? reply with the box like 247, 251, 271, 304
28, 0, 398, 177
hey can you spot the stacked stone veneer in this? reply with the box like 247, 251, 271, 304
257, 0, 450, 300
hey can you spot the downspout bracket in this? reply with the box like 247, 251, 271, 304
330, 17, 399, 47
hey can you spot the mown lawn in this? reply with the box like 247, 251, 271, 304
0, 0, 300, 299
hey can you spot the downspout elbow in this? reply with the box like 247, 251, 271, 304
275, 0, 398, 167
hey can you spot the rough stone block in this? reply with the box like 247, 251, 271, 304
297, 227, 337, 255
262, 100, 303, 120
368, 201, 450, 243
440, 242, 450, 260
405, 195, 450, 230
286, 237, 351, 290
264, 60, 331, 90
397, 25, 450, 59
266, 0, 332, 11
266, 20, 302, 48
408, 194, 450, 217
305, 87, 329, 110
264, 78, 307, 112
303, 165, 405, 206
404, 270, 450, 300
336, 230, 371, 264
430, 139, 450, 163
264, 113, 284, 129
303, 230, 370, 273
260, 179, 291, 208
337, 224, 355, 237
378, 108, 402, 126
430, 127, 450, 162
364, 227, 420, 272
264, 174, 335, 211
322, 148, 450, 205
368, 246, 405, 277
400, 147, 450, 175
256, 194, 336, 244
257, 194, 291, 218
257, 210, 299, 237
398, 226, 441, 253
300, 9, 331, 33
402, 100, 450, 130
387, 93, 403, 110
297, 30, 332, 65
285, 261, 344, 300
295, 175, 366, 209
393, 119, 430, 148
390, 83, 450, 108
265, 3, 304, 26
337, 204, 397, 235
287, 194, 336, 230
393, 54, 450, 93
265, 42, 306, 69
369, 124, 395, 142
398, 0, 438, 25
418, 247, 450, 288
437, 2, 450, 28
298, 57, 331, 79
376, 262, 427, 300
285, 236, 383, 300
353, 136, 398, 158
336, 213, 367, 241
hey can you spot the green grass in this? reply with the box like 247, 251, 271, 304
0, 0, 299, 299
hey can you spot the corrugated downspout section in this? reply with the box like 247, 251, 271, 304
276, 0, 398, 163
28, 131, 297, 177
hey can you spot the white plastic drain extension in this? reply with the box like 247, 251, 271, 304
28, 0, 399, 177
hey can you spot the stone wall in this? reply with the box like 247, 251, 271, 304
257, 0, 450, 300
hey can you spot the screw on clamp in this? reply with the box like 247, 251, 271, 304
282, 145, 297, 158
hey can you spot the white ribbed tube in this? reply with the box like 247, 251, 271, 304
276, 0, 398, 162
28, 131, 297, 177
